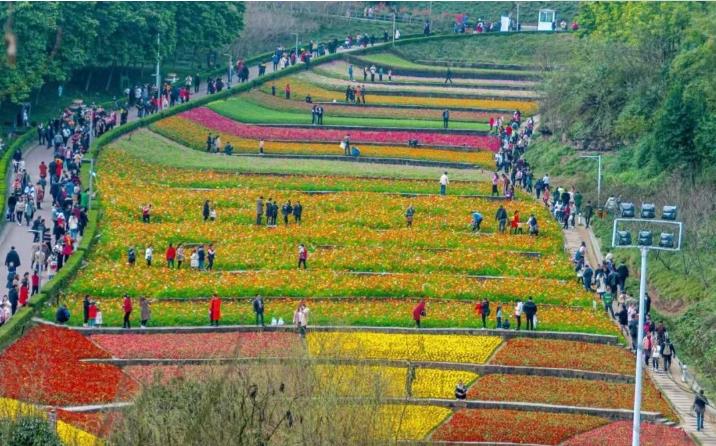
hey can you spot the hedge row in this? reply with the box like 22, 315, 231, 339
0, 31, 528, 349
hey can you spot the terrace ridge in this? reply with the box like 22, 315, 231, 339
231, 152, 480, 170
80, 357, 634, 383
252, 122, 492, 136
38, 320, 617, 344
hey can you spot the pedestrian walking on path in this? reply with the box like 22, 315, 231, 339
439, 171, 449, 195
693, 390, 709, 432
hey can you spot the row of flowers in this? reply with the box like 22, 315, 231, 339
46, 297, 618, 335
562, 420, 694, 446
430, 408, 609, 445
259, 75, 539, 114
0, 325, 136, 406
181, 107, 500, 150
244, 89, 495, 122
306, 332, 502, 364
468, 374, 676, 419
152, 115, 496, 166
490, 338, 635, 375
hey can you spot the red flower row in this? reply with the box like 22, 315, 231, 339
0, 325, 137, 406
56, 409, 122, 438
181, 107, 499, 150
88, 332, 299, 359
562, 420, 694, 446
430, 409, 608, 445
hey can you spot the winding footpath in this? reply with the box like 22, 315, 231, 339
564, 222, 716, 443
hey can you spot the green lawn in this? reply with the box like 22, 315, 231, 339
394, 33, 577, 66
118, 129, 489, 181
208, 95, 490, 131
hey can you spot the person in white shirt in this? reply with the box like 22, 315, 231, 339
542, 174, 550, 188
514, 300, 524, 330
439, 171, 449, 195
293, 301, 310, 337
145, 245, 153, 267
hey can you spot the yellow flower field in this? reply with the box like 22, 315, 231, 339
307, 332, 502, 363
314, 364, 478, 399
377, 405, 452, 440
151, 115, 496, 166
262, 76, 539, 113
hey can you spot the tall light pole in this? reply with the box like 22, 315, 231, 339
226, 52, 233, 87
392, 13, 396, 47
292, 33, 299, 62
580, 154, 602, 207
516, 3, 520, 31
612, 210, 683, 446
155, 33, 161, 95
428, 1, 432, 30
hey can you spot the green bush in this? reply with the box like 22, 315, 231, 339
0, 416, 62, 446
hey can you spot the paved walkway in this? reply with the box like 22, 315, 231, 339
563, 218, 716, 443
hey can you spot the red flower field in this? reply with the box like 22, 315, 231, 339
181, 107, 500, 150
562, 420, 694, 446
0, 325, 136, 406
57, 409, 122, 438
430, 408, 609, 445
88, 332, 299, 359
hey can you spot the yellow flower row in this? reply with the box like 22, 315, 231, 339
307, 332, 502, 364
376, 405, 452, 440
264, 76, 539, 113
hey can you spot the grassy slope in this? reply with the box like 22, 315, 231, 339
393, 33, 577, 66
355, 52, 539, 76
117, 129, 489, 181
525, 138, 716, 394
208, 95, 489, 131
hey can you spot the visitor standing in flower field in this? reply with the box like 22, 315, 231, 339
293, 300, 309, 337
256, 196, 264, 225
253, 295, 265, 327
293, 201, 303, 223
455, 381, 467, 400
165, 243, 176, 268
522, 297, 537, 330
209, 294, 221, 326
140, 297, 151, 328
439, 171, 449, 195
471, 211, 483, 232
495, 205, 508, 233
122, 294, 132, 329
141, 204, 152, 223
202, 200, 211, 221
413, 298, 427, 328
444, 67, 453, 85
405, 204, 415, 228
127, 246, 136, 266
207, 244, 216, 270
514, 299, 523, 330
442, 109, 450, 129
144, 245, 153, 266
298, 244, 308, 269
82, 294, 91, 327
281, 200, 293, 225
176, 244, 185, 269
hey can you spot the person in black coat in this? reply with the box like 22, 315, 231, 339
5, 247, 20, 269
8, 285, 19, 315
56, 304, 70, 324
83, 294, 91, 326
616, 261, 629, 292
252, 295, 265, 327
522, 297, 538, 330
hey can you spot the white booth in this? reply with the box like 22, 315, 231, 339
538, 9, 556, 31
500, 15, 511, 32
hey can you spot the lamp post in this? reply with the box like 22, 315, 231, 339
225, 52, 233, 87
611, 209, 683, 446
580, 154, 602, 207
292, 33, 299, 63
154, 33, 161, 95
392, 13, 396, 47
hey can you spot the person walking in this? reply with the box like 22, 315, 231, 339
661, 335, 675, 372
413, 298, 426, 328
442, 109, 450, 129
439, 171, 449, 195
281, 200, 293, 225
252, 295, 265, 327
209, 294, 221, 326
256, 196, 264, 225
523, 297, 537, 330
293, 300, 309, 337
405, 204, 415, 228
444, 67, 453, 85
145, 245, 153, 267
692, 390, 709, 432
140, 297, 151, 328
583, 201, 594, 228
298, 244, 308, 269
122, 294, 132, 329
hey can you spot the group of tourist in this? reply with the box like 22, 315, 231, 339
255, 196, 303, 226
411, 296, 539, 331
344, 84, 367, 104
2, 106, 92, 326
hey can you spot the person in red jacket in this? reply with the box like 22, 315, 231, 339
413, 298, 426, 328
88, 300, 98, 327
38, 161, 47, 179
19, 282, 29, 307
209, 294, 222, 326
30, 271, 40, 296
165, 243, 176, 268
122, 294, 132, 329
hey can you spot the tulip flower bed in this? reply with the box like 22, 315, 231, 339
151, 116, 496, 166
293, 71, 540, 99
430, 408, 609, 445
88, 332, 299, 359
490, 338, 635, 375
181, 107, 500, 150
307, 332, 502, 363
468, 375, 676, 419
0, 325, 136, 406
379, 405, 453, 441
208, 95, 490, 131
562, 421, 695, 446
244, 90, 495, 122
316, 61, 539, 89
56, 409, 122, 439
260, 76, 538, 113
